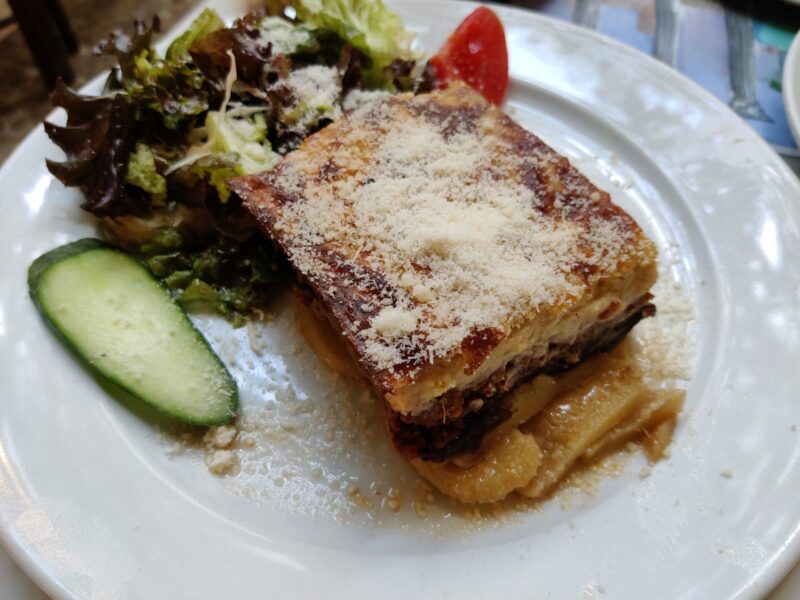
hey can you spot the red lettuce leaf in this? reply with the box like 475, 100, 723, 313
188, 12, 292, 98
45, 81, 146, 217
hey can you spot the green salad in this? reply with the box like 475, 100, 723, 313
45, 0, 429, 325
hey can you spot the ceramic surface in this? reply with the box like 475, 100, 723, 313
1, 1, 800, 598
783, 31, 800, 147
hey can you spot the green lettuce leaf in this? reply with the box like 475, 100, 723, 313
166, 8, 225, 61
125, 143, 167, 196
293, 0, 416, 75
258, 16, 319, 55
168, 54, 279, 200
96, 17, 209, 129
204, 111, 278, 175
166, 152, 235, 203
178, 279, 238, 324
143, 235, 286, 325
170, 111, 279, 203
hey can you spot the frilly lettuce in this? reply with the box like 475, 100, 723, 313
95, 17, 209, 130
258, 16, 319, 55
166, 8, 225, 61
293, 0, 416, 75
45, 84, 145, 217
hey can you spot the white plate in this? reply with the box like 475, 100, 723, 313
2, 1, 800, 598
784, 31, 800, 145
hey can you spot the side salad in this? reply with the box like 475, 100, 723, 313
45, 0, 508, 326
45, 0, 427, 324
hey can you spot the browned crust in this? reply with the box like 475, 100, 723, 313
230, 82, 656, 406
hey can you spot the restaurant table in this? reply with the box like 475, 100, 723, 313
1, 0, 799, 598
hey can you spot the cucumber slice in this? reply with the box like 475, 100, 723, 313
29, 239, 238, 425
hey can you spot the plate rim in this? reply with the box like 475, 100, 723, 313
783, 30, 800, 147
1, 1, 800, 598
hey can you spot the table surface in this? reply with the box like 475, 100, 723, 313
1, 0, 799, 598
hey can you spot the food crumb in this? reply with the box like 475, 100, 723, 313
639, 466, 652, 479
582, 581, 606, 599
465, 507, 482, 522
207, 450, 237, 474
720, 469, 733, 479
346, 486, 372, 509
409, 480, 436, 519
412, 502, 428, 517
204, 424, 238, 449
384, 487, 401, 512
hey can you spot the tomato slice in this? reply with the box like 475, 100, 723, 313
428, 6, 509, 105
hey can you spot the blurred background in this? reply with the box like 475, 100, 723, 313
2, 0, 800, 167
0, 0, 198, 162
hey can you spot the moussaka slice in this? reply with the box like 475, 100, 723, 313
230, 81, 658, 463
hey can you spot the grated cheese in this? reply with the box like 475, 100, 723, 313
283, 65, 342, 128
207, 449, 236, 474
342, 89, 392, 111
370, 306, 420, 341
260, 84, 653, 374
258, 16, 315, 55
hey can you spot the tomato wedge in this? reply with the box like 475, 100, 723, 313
428, 6, 509, 105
